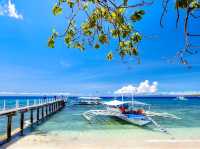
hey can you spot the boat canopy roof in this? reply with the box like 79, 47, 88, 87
79, 96, 102, 100
103, 100, 149, 106
103, 100, 127, 106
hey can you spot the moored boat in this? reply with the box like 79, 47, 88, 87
83, 99, 181, 132
74, 96, 102, 105
91, 100, 151, 126
175, 96, 188, 101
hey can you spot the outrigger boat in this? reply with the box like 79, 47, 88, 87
104, 100, 151, 126
174, 96, 188, 101
73, 96, 102, 105
83, 99, 181, 133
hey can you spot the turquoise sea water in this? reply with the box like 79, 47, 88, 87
1, 96, 200, 140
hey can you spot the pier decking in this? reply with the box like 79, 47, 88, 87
0, 99, 65, 143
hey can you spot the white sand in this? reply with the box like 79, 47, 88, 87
2, 131, 200, 149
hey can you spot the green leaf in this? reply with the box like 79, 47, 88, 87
52, 4, 62, 16
137, 10, 145, 15
131, 47, 138, 56
130, 10, 145, 22
48, 37, 55, 48
59, 0, 66, 3
64, 35, 72, 45
119, 41, 126, 49
98, 34, 108, 44
67, 0, 74, 8
82, 2, 88, 10
131, 32, 142, 43
74, 42, 84, 51
119, 50, 126, 59
52, 28, 58, 38
111, 29, 120, 38
94, 43, 100, 49
107, 51, 113, 61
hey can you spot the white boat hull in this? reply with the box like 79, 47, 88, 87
116, 115, 151, 126
83, 110, 151, 126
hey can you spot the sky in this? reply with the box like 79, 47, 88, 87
0, 0, 199, 96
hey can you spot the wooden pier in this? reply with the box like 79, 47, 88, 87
0, 99, 65, 143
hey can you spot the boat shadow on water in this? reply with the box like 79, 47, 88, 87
111, 117, 169, 132
85, 115, 169, 133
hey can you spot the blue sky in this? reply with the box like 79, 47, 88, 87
0, 0, 199, 96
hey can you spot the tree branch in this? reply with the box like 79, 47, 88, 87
160, 0, 169, 28
119, 1, 153, 9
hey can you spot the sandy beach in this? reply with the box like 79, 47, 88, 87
2, 130, 200, 149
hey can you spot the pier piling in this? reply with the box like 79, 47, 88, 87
7, 115, 12, 141
42, 107, 44, 119
37, 108, 39, 122
30, 109, 33, 124
20, 112, 24, 135
45, 105, 48, 116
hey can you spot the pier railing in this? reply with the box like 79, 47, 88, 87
0, 99, 65, 143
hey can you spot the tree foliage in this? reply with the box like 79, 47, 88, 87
48, 0, 200, 64
48, 0, 153, 61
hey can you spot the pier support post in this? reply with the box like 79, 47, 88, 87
46, 105, 48, 116
52, 104, 54, 113
20, 112, 24, 135
58, 101, 60, 110
37, 108, 39, 122
55, 102, 57, 111
7, 114, 13, 141
30, 109, 33, 125
53, 103, 55, 112
49, 105, 51, 114
42, 107, 44, 119
51, 104, 53, 113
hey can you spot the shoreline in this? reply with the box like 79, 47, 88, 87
2, 127, 200, 149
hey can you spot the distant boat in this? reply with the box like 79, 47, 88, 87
73, 96, 102, 105
175, 96, 188, 101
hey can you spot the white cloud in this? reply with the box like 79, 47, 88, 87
7, 0, 23, 19
137, 80, 158, 94
0, 4, 6, 16
114, 85, 137, 94
114, 80, 158, 95
0, 0, 23, 19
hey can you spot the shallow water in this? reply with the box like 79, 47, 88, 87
1, 96, 200, 139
